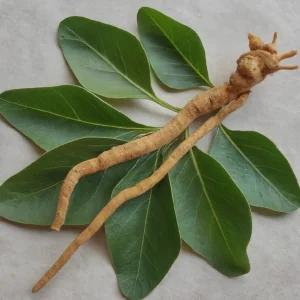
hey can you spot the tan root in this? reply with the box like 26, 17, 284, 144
33, 33, 298, 292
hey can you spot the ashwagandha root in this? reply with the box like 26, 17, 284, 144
51, 32, 298, 231
32, 92, 249, 293
33, 33, 298, 292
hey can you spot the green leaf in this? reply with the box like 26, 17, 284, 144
210, 125, 300, 212
0, 138, 136, 225
59, 16, 157, 100
166, 146, 251, 276
106, 150, 181, 300
0, 85, 154, 151
137, 7, 212, 89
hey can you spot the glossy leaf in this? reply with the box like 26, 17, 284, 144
0, 138, 136, 225
166, 145, 251, 276
0, 85, 154, 151
210, 125, 300, 212
137, 7, 212, 89
59, 16, 157, 100
106, 150, 181, 299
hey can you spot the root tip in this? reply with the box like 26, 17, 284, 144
32, 285, 40, 293
51, 224, 62, 231
51, 216, 64, 231
272, 32, 278, 44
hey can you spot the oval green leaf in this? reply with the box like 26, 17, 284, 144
166, 146, 251, 276
59, 16, 157, 100
0, 138, 136, 225
137, 7, 212, 89
210, 125, 300, 212
0, 85, 155, 151
106, 150, 181, 299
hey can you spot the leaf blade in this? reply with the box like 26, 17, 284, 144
0, 137, 136, 225
59, 16, 156, 100
167, 146, 251, 276
106, 151, 181, 299
0, 85, 155, 151
137, 7, 212, 89
210, 125, 300, 212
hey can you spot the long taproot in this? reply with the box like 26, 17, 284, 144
52, 32, 298, 231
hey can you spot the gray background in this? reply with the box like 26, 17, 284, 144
0, 0, 300, 299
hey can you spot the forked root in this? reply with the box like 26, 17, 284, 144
32, 32, 299, 294
276, 50, 298, 71
50, 32, 298, 232
32, 93, 250, 293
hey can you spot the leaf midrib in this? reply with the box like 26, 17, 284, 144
220, 126, 297, 209
62, 25, 156, 101
0, 97, 154, 132
189, 149, 239, 264
142, 9, 212, 87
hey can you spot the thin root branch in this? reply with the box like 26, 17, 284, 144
277, 50, 298, 61
272, 32, 278, 44
277, 65, 299, 70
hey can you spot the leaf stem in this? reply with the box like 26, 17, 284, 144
208, 81, 214, 88
152, 97, 181, 113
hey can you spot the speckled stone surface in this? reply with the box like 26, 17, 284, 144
0, 0, 300, 299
